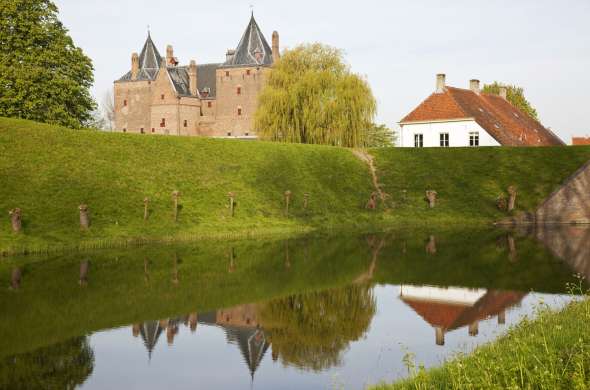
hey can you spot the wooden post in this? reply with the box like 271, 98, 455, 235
507, 185, 517, 212
79, 204, 90, 229
228, 192, 235, 217
426, 235, 437, 254
228, 248, 236, 273
172, 191, 180, 222
425, 190, 437, 208
284, 190, 292, 217
8, 208, 22, 233
143, 197, 149, 220
303, 193, 310, 210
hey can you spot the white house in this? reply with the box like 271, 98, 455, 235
398, 74, 564, 148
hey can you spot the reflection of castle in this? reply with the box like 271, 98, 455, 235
132, 305, 269, 379
399, 285, 526, 345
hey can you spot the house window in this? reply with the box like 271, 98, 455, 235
469, 132, 480, 147
161, 94, 165, 100
440, 133, 449, 147
160, 118, 166, 127
140, 128, 144, 134
123, 100, 127, 107
237, 107, 242, 116
207, 101, 212, 108
183, 120, 187, 128
237, 87, 241, 95
414, 134, 424, 148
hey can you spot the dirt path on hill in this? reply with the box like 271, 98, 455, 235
352, 149, 388, 202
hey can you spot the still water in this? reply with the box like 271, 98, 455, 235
1, 226, 588, 389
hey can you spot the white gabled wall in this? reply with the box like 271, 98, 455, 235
399, 120, 501, 147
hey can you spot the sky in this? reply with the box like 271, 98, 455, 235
54, 0, 590, 142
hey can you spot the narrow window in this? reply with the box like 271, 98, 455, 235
183, 120, 188, 128
227, 132, 232, 136
237, 87, 241, 95
161, 94, 165, 100
160, 118, 166, 127
225, 71, 230, 77
123, 99, 127, 107
123, 128, 127, 133
140, 128, 144, 134
237, 108, 242, 116
207, 101, 212, 108
414, 134, 424, 148
246, 69, 251, 76
439, 133, 449, 147
469, 131, 480, 147
151, 128, 155, 133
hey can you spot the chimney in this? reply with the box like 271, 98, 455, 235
499, 86, 507, 99
166, 45, 174, 64
436, 74, 446, 93
226, 49, 236, 63
272, 31, 280, 63
188, 60, 198, 96
435, 327, 445, 346
131, 52, 139, 80
469, 79, 480, 94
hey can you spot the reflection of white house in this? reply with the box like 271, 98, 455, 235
399, 284, 526, 346
398, 74, 564, 148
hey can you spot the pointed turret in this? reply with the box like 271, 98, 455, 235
118, 33, 163, 82
224, 14, 273, 67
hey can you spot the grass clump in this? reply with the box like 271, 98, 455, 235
371, 285, 590, 390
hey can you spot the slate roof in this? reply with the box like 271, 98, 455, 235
400, 86, 564, 146
117, 33, 162, 82
165, 63, 221, 98
224, 15, 273, 67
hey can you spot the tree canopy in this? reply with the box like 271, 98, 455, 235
0, 0, 96, 128
255, 44, 377, 147
483, 82, 539, 121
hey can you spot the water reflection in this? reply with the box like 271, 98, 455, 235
0, 226, 588, 389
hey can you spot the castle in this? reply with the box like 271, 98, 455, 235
114, 14, 279, 137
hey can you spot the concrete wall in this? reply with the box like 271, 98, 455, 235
399, 120, 501, 148
535, 160, 590, 224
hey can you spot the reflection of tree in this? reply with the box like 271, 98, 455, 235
0, 336, 94, 389
258, 285, 375, 371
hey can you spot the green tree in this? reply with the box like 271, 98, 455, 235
255, 43, 377, 147
0, 0, 96, 128
366, 123, 397, 147
483, 82, 539, 120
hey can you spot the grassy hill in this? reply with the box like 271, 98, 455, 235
1, 117, 589, 255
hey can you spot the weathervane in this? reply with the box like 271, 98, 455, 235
250, 4, 254, 16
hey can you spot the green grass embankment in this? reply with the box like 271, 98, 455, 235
1, 117, 590, 255
371, 294, 590, 390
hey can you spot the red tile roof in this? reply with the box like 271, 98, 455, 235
401, 290, 526, 331
572, 137, 590, 145
400, 86, 564, 146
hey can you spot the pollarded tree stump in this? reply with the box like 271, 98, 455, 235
143, 197, 150, 220
10, 267, 21, 290
507, 186, 517, 212
303, 193, 310, 210
366, 192, 378, 210
8, 208, 22, 233
425, 190, 438, 208
426, 235, 437, 254
79, 204, 90, 229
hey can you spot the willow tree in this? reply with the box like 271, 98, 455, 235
255, 44, 377, 147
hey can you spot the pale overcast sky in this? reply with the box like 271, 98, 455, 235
54, 0, 590, 142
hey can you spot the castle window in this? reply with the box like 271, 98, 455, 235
237, 87, 241, 95
245, 132, 249, 136
123, 128, 127, 133
207, 101, 212, 108
160, 118, 166, 127
161, 94, 165, 100
140, 128, 144, 134
183, 120, 187, 128
225, 71, 230, 77
151, 128, 155, 133
246, 69, 251, 76
123, 100, 127, 107
227, 132, 232, 136
237, 108, 242, 116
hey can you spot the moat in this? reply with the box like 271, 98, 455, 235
1, 226, 588, 389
